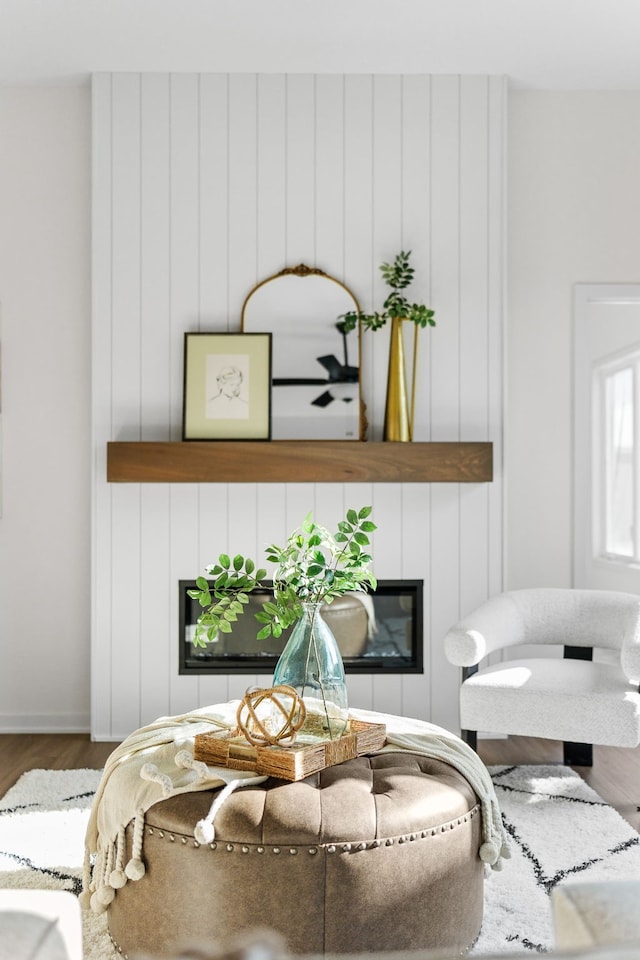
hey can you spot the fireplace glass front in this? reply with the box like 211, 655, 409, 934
179, 579, 423, 675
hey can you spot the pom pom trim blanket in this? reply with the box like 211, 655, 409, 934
82, 702, 509, 913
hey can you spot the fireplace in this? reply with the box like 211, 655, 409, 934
179, 579, 423, 675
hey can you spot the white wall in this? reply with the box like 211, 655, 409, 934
91, 73, 506, 740
4, 87, 639, 737
0, 87, 91, 731
507, 92, 640, 589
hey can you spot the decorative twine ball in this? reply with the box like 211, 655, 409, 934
237, 685, 306, 747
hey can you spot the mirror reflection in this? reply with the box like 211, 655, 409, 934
241, 265, 364, 440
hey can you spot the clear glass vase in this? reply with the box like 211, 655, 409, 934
272, 602, 349, 741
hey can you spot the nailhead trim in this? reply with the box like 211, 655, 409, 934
143, 802, 481, 857
108, 930, 128, 958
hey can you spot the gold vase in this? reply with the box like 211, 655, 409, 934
384, 317, 413, 442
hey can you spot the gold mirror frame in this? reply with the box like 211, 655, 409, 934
241, 264, 365, 441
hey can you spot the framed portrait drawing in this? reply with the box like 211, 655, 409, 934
182, 332, 272, 440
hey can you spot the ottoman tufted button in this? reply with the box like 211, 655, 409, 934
107, 752, 483, 957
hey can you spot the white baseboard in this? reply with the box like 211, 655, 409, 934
0, 713, 90, 734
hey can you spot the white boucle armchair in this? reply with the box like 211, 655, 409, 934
443, 588, 640, 765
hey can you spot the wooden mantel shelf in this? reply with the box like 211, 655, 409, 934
106, 441, 493, 484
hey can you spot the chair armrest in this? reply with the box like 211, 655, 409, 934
444, 592, 526, 666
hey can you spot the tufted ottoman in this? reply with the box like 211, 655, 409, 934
107, 752, 483, 957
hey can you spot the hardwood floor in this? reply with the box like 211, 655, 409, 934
478, 735, 640, 832
0, 732, 638, 834
0, 734, 119, 798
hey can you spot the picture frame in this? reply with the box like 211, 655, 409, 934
182, 332, 272, 440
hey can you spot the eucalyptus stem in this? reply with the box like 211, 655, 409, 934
188, 507, 377, 648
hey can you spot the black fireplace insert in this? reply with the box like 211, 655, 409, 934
179, 579, 423, 675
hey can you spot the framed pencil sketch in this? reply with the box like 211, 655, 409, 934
182, 332, 272, 440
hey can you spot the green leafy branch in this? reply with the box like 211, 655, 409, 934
187, 507, 377, 648
338, 250, 436, 333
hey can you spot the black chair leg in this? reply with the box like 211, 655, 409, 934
461, 729, 478, 752
563, 741, 593, 767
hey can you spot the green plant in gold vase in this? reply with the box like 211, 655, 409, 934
188, 507, 377, 740
338, 250, 436, 441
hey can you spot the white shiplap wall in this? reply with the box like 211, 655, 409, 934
91, 73, 505, 741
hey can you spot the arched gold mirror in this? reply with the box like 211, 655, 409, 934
241, 265, 364, 440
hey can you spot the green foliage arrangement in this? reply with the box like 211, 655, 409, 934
188, 507, 377, 648
338, 250, 436, 333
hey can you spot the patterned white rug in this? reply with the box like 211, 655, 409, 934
0, 764, 638, 958
473, 765, 640, 954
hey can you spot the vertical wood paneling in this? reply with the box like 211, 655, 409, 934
285, 74, 315, 263
397, 75, 432, 722
314, 76, 345, 272
140, 73, 171, 437
343, 76, 375, 437
459, 77, 491, 619
140, 484, 171, 724
199, 73, 230, 328
256, 75, 287, 280
110, 485, 142, 738
168, 484, 199, 715
428, 484, 462, 732
343, 480, 375, 712
399, 484, 430, 720
196, 484, 231, 707
427, 76, 463, 732
166, 75, 201, 715
371, 76, 403, 441
459, 77, 489, 438
284, 483, 316, 535
371, 483, 404, 713
139, 75, 173, 727
430, 76, 461, 440
197, 74, 233, 705
487, 77, 506, 600
169, 75, 200, 438
228, 75, 258, 309
401, 75, 431, 442
91, 72, 505, 739
225, 483, 260, 698
109, 75, 144, 738
91, 74, 114, 739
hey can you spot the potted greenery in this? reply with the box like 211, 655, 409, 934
188, 506, 377, 739
338, 250, 436, 441
338, 250, 435, 333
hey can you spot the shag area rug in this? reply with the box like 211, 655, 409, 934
0, 765, 638, 958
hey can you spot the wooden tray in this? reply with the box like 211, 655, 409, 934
194, 719, 386, 782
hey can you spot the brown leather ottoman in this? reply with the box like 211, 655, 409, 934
107, 752, 483, 957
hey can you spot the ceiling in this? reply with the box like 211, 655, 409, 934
2, 0, 640, 90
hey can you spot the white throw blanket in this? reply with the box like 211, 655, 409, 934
81, 702, 509, 914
